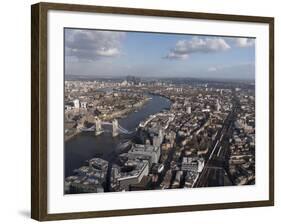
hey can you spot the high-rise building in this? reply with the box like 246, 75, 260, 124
126, 75, 140, 85
73, 99, 80, 109
216, 99, 221, 112
153, 128, 164, 147
153, 136, 159, 147
158, 128, 164, 144
187, 106, 192, 114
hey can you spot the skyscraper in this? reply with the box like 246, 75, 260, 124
73, 99, 80, 109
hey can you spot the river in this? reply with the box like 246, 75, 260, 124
64, 94, 171, 177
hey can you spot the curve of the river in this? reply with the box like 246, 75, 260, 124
64, 94, 171, 177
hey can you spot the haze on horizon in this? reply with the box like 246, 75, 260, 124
65, 28, 255, 80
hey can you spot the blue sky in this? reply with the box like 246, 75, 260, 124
65, 28, 255, 80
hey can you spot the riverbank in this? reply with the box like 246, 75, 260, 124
65, 130, 80, 142
64, 96, 150, 142
102, 96, 150, 121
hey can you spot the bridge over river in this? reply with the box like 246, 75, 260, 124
80, 118, 135, 136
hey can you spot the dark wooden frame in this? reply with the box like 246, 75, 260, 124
31, 2, 274, 221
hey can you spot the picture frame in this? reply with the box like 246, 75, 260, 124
31, 2, 274, 221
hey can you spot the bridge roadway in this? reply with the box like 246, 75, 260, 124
80, 122, 134, 134
193, 99, 238, 188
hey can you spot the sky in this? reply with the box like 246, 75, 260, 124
65, 28, 255, 80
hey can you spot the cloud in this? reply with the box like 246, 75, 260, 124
206, 63, 255, 79
164, 36, 230, 60
65, 29, 125, 61
165, 51, 189, 60
235, 38, 255, 48
208, 67, 218, 72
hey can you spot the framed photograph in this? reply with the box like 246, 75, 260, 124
31, 2, 274, 221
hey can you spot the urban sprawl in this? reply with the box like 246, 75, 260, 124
64, 76, 255, 194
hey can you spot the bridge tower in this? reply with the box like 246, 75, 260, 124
95, 118, 103, 136
112, 119, 119, 137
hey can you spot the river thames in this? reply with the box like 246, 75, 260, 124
64, 94, 171, 178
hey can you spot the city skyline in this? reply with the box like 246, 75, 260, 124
64, 78, 255, 193
65, 28, 255, 80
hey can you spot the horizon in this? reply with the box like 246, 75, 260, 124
65, 74, 255, 84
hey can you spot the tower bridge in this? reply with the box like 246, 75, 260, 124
80, 118, 134, 137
